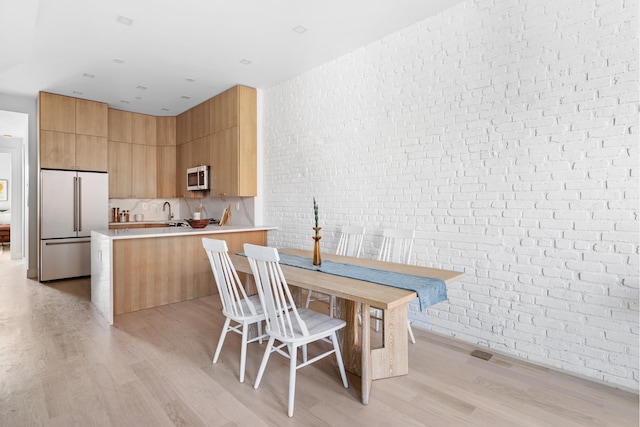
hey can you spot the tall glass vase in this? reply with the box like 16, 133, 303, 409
313, 227, 322, 266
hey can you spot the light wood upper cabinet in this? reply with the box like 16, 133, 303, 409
176, 109, 192, 145
40, 131, 76, 169
210, 125, 255, 197
40, 94, 108, 171
156, 116, 176, 146
191, 100, 210, 140
211, 87, 237, 133
76, 135, 108, 172
108, 109, 132, 143
131, 144, 157, 198
209, 86, 257, 197
132, 113, 156, 146
190, 136, 209, 168
157, 146, 176, 198
108, 141, 132, 198
76, 99, 108, 137
156, 116, 176, 198
40, 92, 75, 133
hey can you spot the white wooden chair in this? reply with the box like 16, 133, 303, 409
244, 243, 349, 418
373, 228, 416, 344
305, 225, 365, 316
202, 238, 266, 383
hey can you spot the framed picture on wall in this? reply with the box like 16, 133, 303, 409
0, 180, 7, 201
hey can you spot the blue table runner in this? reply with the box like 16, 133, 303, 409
275, 253, 447, 311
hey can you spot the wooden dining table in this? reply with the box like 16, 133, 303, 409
230, 248, 464, 405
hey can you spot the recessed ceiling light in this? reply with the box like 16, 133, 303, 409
239, 59, 252, 65
161, 108, 170, 111
116, 15, 134, 26
82, 73, 95, 78
181, 96, 190, 99
72, 91, 83, 95
113, 58, 125, 64
136, 85, 147, 90
185, 77, 196, 82
120, 100, 129, 104
135, 97, 142, 100
292, 25, 308, 34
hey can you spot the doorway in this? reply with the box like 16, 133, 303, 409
0, 110, 28, 262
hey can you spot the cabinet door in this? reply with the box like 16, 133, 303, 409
176, 143, 191, 197
157, 146, 176, 198
176, 109, 192, 144
132, 113, 157, 146
40, 92, 75, 133
108, 109, 132, 143
191, 100, 210, 140
108, 141, 132, 198
132, 144, 157, 198
210, 86, 237, 133
210, 128, 238, 197
190, 136, 209, 168
156, 116, 176, 146
76, 99, 108, 137
40, 131, 76, 169
237, 120, 257, 197
76, 135, 108, 172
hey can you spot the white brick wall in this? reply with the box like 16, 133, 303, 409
261, 0, 639, 390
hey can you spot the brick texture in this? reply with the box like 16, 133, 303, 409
261, 0, 639, 390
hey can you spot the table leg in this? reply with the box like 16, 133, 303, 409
361, 302, 372, 405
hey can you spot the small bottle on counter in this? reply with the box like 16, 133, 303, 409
124, 210, 130, 222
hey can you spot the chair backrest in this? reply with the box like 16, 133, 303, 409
203, 238, 258, 318
243, 243, 309, 339
377, 228, 415, 264
336, 225, 365, 258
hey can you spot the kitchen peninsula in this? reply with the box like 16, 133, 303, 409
91, 225, 277, 324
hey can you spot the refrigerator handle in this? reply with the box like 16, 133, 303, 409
77, 176, 82, 232
73, 176, 78, 232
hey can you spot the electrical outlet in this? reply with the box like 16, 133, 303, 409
142, 203, 148, 209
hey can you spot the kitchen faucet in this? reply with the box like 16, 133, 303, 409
162, 201, 173, 221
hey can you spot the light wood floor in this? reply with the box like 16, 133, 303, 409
1, 251, 637, 426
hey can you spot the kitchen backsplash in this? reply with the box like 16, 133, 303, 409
108, 197, 255, 225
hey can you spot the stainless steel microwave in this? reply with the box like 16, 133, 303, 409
187, 165, 209, 191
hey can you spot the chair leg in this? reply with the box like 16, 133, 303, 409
288, 344, 298, 417
257, 321, 263, 344
213, 317, 231, 364
254, 336, 275, 389
239, 321, 249, 383
332, 332, 349, 388
407, 320, 416, 344
304, 290, 312, 308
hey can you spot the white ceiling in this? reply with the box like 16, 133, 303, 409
0, 0, 464, 137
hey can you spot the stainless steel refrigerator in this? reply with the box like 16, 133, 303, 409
40, 169, 108, 281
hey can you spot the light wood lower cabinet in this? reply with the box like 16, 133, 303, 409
112, 230, 267, 315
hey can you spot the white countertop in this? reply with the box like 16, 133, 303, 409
93, 225, 278, 240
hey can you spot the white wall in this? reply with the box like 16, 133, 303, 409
261, 0, 639, 390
